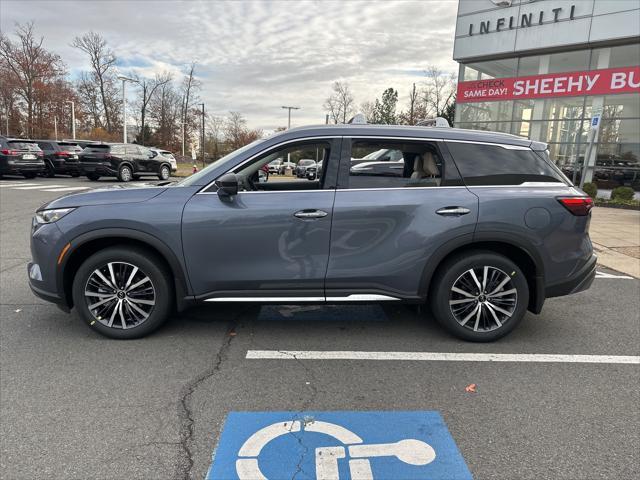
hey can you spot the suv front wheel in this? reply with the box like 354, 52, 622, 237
72, 246, 172, 339
430, 251, 529, 342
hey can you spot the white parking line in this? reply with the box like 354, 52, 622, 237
0, 183, 38, 188
596, 271, 634, 279
246, 350, 640, 364
42, 187, 91, 192
14, 185, 65, 190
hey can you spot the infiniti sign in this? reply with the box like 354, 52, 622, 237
468, 3, 576, 36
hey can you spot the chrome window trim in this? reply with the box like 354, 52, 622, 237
444, 139, 532, 150
198, 135, 337, 194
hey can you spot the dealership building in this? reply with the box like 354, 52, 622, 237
453, 0, 640, 187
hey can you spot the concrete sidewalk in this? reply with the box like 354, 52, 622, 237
590, 207, 640, 278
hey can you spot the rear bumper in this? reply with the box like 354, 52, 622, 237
0, 162, 45, 174
79, 162, 117, 176
545, 254, 597, 298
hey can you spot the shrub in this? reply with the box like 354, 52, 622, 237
611, 186, 635, 201
582, 182, 597, 199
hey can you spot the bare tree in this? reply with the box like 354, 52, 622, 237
324, 81, 355, 124
422, 66, 457, 120
76, 72, 101, 130
180, 62, 201, 150
359, 101, 376, 123
398, 83, 428, 125
223, 111, 261, 150
206, 114, 225, 160
149, 79, 181, 150
72, 31, 118, 132
0, 22, 64, 136
136, 72, 172, 145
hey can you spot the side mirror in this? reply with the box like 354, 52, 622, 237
216, 173, 238, 199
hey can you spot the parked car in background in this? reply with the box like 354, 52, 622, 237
295, 159, 316, 178
351, 148, 403, 166
0, 137, 45, 179
35, 140, 82, 177
28, 124, 596, 341
149, 148, 177, 173
78, 143, 172, 182
305, 160, 323, 180
278, 161, 296, 175
68, 139, 99, 150
268, 159, 282, 174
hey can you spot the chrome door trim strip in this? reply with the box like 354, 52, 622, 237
204, 294, 401, 302
205, 296, 325, 302
326, 294, 400, 301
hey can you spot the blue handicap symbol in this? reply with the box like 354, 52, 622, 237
207, 411, 472, 480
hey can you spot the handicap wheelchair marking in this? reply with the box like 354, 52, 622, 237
207, 411, 472, 480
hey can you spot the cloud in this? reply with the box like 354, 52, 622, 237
1, 0, 459, 129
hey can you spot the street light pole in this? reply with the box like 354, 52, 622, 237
199, 103, 205, 168
281, 106, 300, 129
117, 76, 137, 143
65, 101, 75, 139
54, 117, 58, 141
181, 121, 187, 157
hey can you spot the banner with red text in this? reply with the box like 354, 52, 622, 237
457, 66, 640, 103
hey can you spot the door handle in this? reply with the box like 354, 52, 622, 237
436, 206, 471, 216
294, 209, 328, 219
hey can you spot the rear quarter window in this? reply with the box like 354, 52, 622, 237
445, 142, 566, 186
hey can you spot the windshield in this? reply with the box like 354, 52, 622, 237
177, 138, 266, 186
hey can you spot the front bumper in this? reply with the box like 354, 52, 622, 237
28, 222, 70, 310
545, 254, 597, 298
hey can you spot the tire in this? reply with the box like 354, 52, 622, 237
430, 251, 529, 342
158, 164, 170, 180
23, 172, 37, 179
87, 173, 100, 181
118, 164, 133, 182
71, 246, 173, 339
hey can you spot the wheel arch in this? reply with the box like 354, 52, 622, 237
420, 234, 545, 314
59, 228, 191, 311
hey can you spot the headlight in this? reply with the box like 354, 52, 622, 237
34, 208, 75, 224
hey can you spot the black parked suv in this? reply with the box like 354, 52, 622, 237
0, 137, 45, 178
78, 143, 172, 182
35, 140, 83, 177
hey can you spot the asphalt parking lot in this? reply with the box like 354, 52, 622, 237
1, 176, 639, 480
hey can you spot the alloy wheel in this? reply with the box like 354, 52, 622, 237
449, 266, 517, 332
84, 261, 155, 329
160, 166, 170, 180
120, 166, 132, 182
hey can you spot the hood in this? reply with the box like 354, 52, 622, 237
42, 183, 168, 210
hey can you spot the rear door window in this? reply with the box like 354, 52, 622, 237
445, 142, 567, 186
344, 140, 461, 189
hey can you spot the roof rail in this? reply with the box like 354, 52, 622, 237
416, 117, 450, 128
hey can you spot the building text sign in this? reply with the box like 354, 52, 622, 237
457, 66, 640, 103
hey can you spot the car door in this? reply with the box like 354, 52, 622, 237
181, 138, 341, 300
325, 137, 479, 301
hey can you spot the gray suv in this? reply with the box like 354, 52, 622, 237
28, 125, 596, 341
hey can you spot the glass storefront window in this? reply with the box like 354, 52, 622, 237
592, 43, 640, 69
517, 55, 543, 76
602, 94, 640, 119
461, 58, 518, 81
530, 120, 587, 144
542, 97, 587, 120
599, 118, 640, 144
547, 49, 591, 74
458, 101, 513, 123
547, 143, 583, 169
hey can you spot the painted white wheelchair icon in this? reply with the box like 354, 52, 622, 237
236, 419, 436, 480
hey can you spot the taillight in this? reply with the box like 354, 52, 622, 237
37, 151, 43, 157
55, 151, 70, 158
1, 149, 19, 155
557, 197, 594, 216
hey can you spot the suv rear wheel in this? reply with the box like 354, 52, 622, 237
430, 251, 529, 342
158, 164, 170, 180
71, 246, 172, 339
118, 165, 133, 182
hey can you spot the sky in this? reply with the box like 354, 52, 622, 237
1, 0, 460, 130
